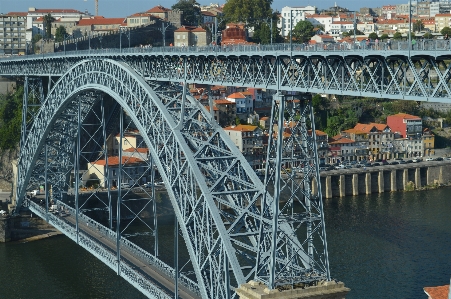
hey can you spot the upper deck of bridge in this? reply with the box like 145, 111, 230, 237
1, 40, 451, 63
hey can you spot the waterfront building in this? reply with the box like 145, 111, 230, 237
328, 136, 357, 163
223, 124, 262, 156
387, 113, 423, 139
353, 123, 395, 161
226, 92, 253, 119
422, 128, 435, 156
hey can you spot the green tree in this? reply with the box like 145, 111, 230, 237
368, 32, 378, 40
393, 32, 403, 40
251, 13, 282, 44
380, 33, 389, 40
423, 32, 433, 39
54, 25, 67, 43
0, 86, 23, 150
440, 26, 451, 36
223, 0, 272, 28
172, 0, 201, 26
413, 20, 424, 32
292, 20, 314, 43
43, 14, 55, 39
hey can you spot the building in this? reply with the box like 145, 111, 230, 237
226, 92, 253, 118
221, 23, 252, 45
213, 99, 236, 126
422, 128, 435, 156
0, 13, 27, 55
88, 156, 148, 188
311, 34, 335, 43
392, 137, 424, 158
145, 5, 182, 28
387, 113, 423, 139
110, 130, 145, 155
278, 6, 316, 37
174, 26, 211, 47
76, 16, 126, 35
126, 13, 156, 28
25, 7, 87, 40
352, 123, 395, 160
341, 128, 370, 161
435, 13, 451, 32
224, 124, 262, 154
309, 130, 329, 164
328, 137, 357, 163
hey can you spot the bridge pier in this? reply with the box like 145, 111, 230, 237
236, 280, 350, 299
378, 171, 384, 193
0, 216, 11, 242
391, 170, 397, 191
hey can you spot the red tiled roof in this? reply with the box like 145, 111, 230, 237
123, 148, 148, 153
424, 285, 449, 299
78, 17, 125, 26
201, 11, 216, 17
389, 113, 420, 119
308, 129, 327, 136
329, 138, 355, 144
92, 156, 144, 166
224, 125, 258, 132
30, 8, 82, 13
214, 99, 235, 105
204, 105, 219, 111
192, 27, 206, 32
146, 5, 170, 13
227, 92, 247, 99
6, 12, 28, 16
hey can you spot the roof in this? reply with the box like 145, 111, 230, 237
308, 129, 327, 136
227, 92, 247, 99
201, 11, 216, 17
329, 138, 355, 144
424, 285, 449, 299
353, 123, 389, 133
388, 113, 421, 120
92, 156, 144, 166
146, 5, 171, 13
123, 148, 148, 153
6, 12, 28, 16
204, 105, 219, 111
78, 17, 126, 26
214, 99, 235, 105
28, 8, 82, 14
224, 125, 258, 132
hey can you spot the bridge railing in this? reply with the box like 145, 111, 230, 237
2, 40, 451, 61
55, 201, 200, 295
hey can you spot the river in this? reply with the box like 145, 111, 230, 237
1, 187, 450, 298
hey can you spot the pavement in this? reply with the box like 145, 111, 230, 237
0, 191, 11, 203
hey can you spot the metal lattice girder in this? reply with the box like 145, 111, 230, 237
257, 93, 330, 288
16, 59, 311, 298
3, 48, 451, 102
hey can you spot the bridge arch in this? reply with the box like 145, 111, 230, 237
17, 58, 291, 298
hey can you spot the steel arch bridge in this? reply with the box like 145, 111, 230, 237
3, 44, 451, 298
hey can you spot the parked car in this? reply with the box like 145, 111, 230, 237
344, 165, 352, 169
425, 157, 434, 161
412, 158, 422, 163
435, 157, 444, 161
446, 157, 451, 161
355, 164, 362, 168
381, 160, 389, 165
399, 160, 407, 164
372, 162, 380, 166
406, 160, 413, 163
389, 161, 399, 165
120, 183, 130, 189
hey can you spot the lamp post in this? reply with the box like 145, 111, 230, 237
262, 16, 274, 45
409, 0, 412, 55
159, 21, 170, 47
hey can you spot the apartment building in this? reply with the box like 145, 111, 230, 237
278, 6, 316, 37
223, 125, 262, 155
0, 13, 27, 55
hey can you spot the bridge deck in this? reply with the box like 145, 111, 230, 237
28, 200, 198, 299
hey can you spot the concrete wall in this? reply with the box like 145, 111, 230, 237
0, 215, 56, 242
322, 164, 451, 198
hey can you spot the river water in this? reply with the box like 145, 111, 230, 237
1, 188, 450, 299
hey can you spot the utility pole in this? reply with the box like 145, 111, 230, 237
95, 0, 99, 16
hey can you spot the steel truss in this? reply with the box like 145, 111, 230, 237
16, 59, 325, 298
2, 51, 451, 102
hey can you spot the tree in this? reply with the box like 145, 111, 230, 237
368, 32, 378, 40
393, 32, 403, 40
423, 32, 433, 39
440, 26, 451, 36
54, 26, 67, 43
413, 20, 424, 33
43, 14, 55, 39
0, 86, 23, 150
172, 0, 201, 26
380, 33, 389, 40
223, 0, 272, 28
292, 20, 314, 43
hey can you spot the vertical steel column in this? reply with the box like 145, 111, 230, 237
308, 100, 331, 280
116, 108, 123, 275
100, 97, 113, 230
45, 144, 49, 222
75, 98, 81, 244
151, 155, 158, 256
174, 216, 179, 299
176, 58, 188, 129
269, 92, 285, 289
224, 252, 231, 299
20, 76, 29, 148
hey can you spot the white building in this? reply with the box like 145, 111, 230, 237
278, 6, 316, 37
226, 92, 253, 117
223, 124, 263, 155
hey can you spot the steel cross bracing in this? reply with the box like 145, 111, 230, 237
15, 58, 321, 298
2, 47, 451, 102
